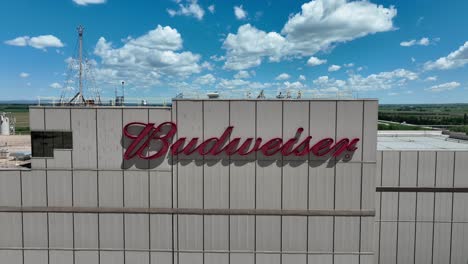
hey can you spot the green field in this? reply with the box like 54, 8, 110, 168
379, 104, 468, 135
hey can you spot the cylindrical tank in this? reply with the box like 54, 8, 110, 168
0, 115, 10, 135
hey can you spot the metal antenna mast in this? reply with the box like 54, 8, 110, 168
78, 25, 84, 103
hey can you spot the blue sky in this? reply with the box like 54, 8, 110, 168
1, 0, 468, 104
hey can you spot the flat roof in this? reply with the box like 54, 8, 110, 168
377, 131, 468, 151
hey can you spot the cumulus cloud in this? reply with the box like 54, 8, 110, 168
307, 56, 327, 66
328, 65, 341, 72
234, 5, 247, 20
50, 82, 62, 89
5, 35, 64, 50
234, 70, 250, 79
167, 0, 205, 20
400, 37, 430, 47
73, 0, 106, 5
425, 76, 437, 82
424, 41, 468, 70
93, 25, 202, 88
299, 75, 306, 81
194, 74, 216, 85
223, 0, 396, 70
275, 73, 290, 80
425, 82, 460, 92
19, 72, 29, 78
311, 69, 418, 93
223, 24, 286, 70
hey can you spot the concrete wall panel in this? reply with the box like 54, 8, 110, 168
45, 108, 70, 130
230, 162, 255, 209
256, 161, 281, 209
98, 171, 123, 207
47, 170, 72, 206
230, 215, 254, 251
282, 216, 307, 252
100, 251, 124, 264
204, 215, 228, 251
309, 162, 334, 210
74, 213, 98, 249
99, 214, 124, 249
29, 108, 44, 131
0, 213, 22, 248
49, 213, 73, 248
125, 214, 149, 249
22, 170, 46, 206
336, 101, 363, 161
124, 170, 148, 208
23, 250, 47, 264
178, 215, 203, 250
73, 170, 97, 207
150, 171, 172, 208
49, 251, 73, 264
0, 170, 21, 206
97, 109, 122, 169
71, 109, 97, 168
150, 214, 172, 250
75, 251, 99, 264
256, 215, 281, 251
282, 161, 308, 210
335, 163, 361, 210
23, 212, 48, 248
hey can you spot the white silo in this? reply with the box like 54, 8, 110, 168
0, 113, 10, 135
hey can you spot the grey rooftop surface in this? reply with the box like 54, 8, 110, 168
377, 131, 468, 151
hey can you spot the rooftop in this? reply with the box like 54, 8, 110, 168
377, 131, 468, 151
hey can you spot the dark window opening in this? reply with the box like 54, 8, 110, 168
31, 131, 73, 158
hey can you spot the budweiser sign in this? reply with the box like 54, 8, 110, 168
123, 122, 360, 160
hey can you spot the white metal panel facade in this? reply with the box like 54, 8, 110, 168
1, 100, 377, 264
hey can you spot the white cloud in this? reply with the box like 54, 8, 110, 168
299, 75, 306, 81
281, 0, 396, 54
424, 41, 468, 70
19, 72, 29, 78
328, 65, 341, 72
223, 0, 396, 70
425, 76, 437, 82
208, 5, 215, 13
347, 69, 418, 91
210, 55, 225, 62
283, 81, 305, 91
275, 73, 290, 80
50, 82, 62, 89
93, 25, 201, 88
73, 0, 106, 5
234, 5, 247, 20
310, 69, 418, 94
425, 82, 460, 92
223, 24, 286, 70
194, 74, 216, 85
5, 35, 64, 50
234, 70, 250, 79
307, 56, 327, 66
344, 63, 354, 67
167, 0, 205, 20
400, 37, 430, 47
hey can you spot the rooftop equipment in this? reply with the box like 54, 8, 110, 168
207, 91, 220, 99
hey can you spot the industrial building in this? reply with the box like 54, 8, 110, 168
0, 99, 467, 264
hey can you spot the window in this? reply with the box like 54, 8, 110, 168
31, 131, 73, 158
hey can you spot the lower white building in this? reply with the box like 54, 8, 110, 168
0, 99, 467, 264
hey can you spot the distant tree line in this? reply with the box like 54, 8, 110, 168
378, 112, 468, 126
